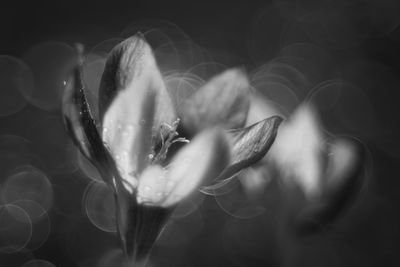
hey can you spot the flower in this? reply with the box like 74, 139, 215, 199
62, 36, 282, 264
249, 96, 366, 234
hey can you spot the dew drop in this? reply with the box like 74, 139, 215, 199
144, 185, 151, 191
148, 154, 154, 159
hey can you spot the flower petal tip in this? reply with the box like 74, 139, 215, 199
180, 67, 251, 134
160, 128, 230, 207
200, 115, 282, 195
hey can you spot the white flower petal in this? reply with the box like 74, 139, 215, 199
99, 35, 176, 188
269, 104, 324, 199
246, 92, 287, 126
326, 138, 361, 193
160, 128, 230, 207
180, 68, 250, 134
136, 165, 169, 205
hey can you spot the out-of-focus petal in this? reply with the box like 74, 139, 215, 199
293, 138, 365, 234
326, 138, 363, 193
152, 128, 231, 207
180, 68, 250, 135
246, 92, 287, 126
200, 116, 282, 194
269, 105, 325, 199
98, 35, 176, 187
62, 47, 114, 184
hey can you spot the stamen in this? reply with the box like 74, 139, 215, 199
150, 118, 190, 164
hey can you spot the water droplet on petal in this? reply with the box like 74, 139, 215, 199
144, 185, 151, 191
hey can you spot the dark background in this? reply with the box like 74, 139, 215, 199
1, 0, 400, 266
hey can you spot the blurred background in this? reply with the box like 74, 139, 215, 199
1, 0, 400, 266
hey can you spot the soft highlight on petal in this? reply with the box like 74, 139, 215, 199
293, 138, 366, 234
99, 34, 175, 128
269, 104, 325, 199
160, 128, 230, 207
98, 35, 176, 189
180, 68, 251, 134
326, 138, 362, 192
136, 165, 168, 205
103, 88, 156, 192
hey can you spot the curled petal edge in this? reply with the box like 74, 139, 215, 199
200, 115, 283, 195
